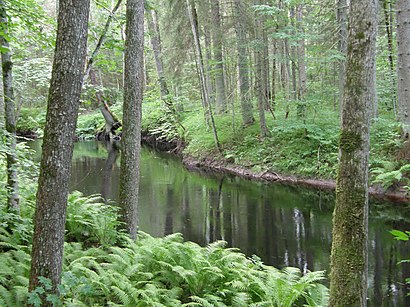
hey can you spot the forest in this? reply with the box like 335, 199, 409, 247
0, 0, 409, 306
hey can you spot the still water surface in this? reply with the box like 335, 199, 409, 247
31, 140, 410, 305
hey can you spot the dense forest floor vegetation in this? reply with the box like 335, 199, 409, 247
0, 150, 328, 305
17, 90, 410, 195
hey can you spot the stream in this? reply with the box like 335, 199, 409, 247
30, 140, 410, 305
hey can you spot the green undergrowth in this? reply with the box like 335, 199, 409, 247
178, 105, 407, 183
0, 141, 329, 306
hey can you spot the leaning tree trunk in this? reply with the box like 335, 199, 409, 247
329, 0, 377, 306
83, 0, 122, 82
119, 0, 144, 240
396, 0, 410, 136
0, 1, 19, 211
146, 9, 169, 98
83, 0, 123, 139
29, 0, 90, 301
186, 0, 221, 152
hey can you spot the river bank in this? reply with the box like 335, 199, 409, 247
141, 131, 410, 204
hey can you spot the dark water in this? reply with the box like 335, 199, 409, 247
30, 140, 410, 305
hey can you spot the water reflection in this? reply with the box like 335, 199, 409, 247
30, 140, 410, 305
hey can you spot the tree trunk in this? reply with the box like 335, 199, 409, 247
396, 0, 410, 136
0, 1, 19, 211
83, 0, 122, 82
82, 0, 123, 139
119, 0, 144, 240
337, 0, 347, 115
233, 0, 254, 125
296, 4, 307, 120
255, 5, 268, 137
146, 9, 169, 98
29, 0, 90, 301
271, 39, 276, 112
186, 0, 221, 152
329, 0, 377, 305
262, 22, 270, 111
90, 69, 121, 141
210, 0, 227, 114
289, 7, 297, 102
382, 0, 396, 115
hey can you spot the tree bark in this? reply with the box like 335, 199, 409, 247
329, 0, 377, 305
146, 9, 169, 98
296, 4, 307, 120
0, 1, 19, 211
255, 4, 268, 137
396, 0, 410, 136
29, 0, 90, 301
210, 0, 227, 114
119, 0, 144, 240
233, 0, 254, 125
337, 0, 347, 116
382, 0, 396, 115
186, 0, 221, 152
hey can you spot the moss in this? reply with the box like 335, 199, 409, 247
356, 32, 365, 40
330, 185, 367, 306
2, 59, 12, 73
339, 130, 362, 153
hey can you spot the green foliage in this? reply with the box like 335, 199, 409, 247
390, 230, 410, 242
66, 191, 120, 247
76, 109, 106, 140
142, 89, 185, 142
390, 230, 410, 294
371, 163, 410, 190
16, 107, 46, 136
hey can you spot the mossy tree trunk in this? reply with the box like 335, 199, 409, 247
0, 0, 19, 212
119, 0, 144, 240
329, 0, 377, 306
29, 0, 90, 301
396, 0, 410, 136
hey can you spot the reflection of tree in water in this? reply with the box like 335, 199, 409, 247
100, 141, 120, 204
164, 185, 174, 236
